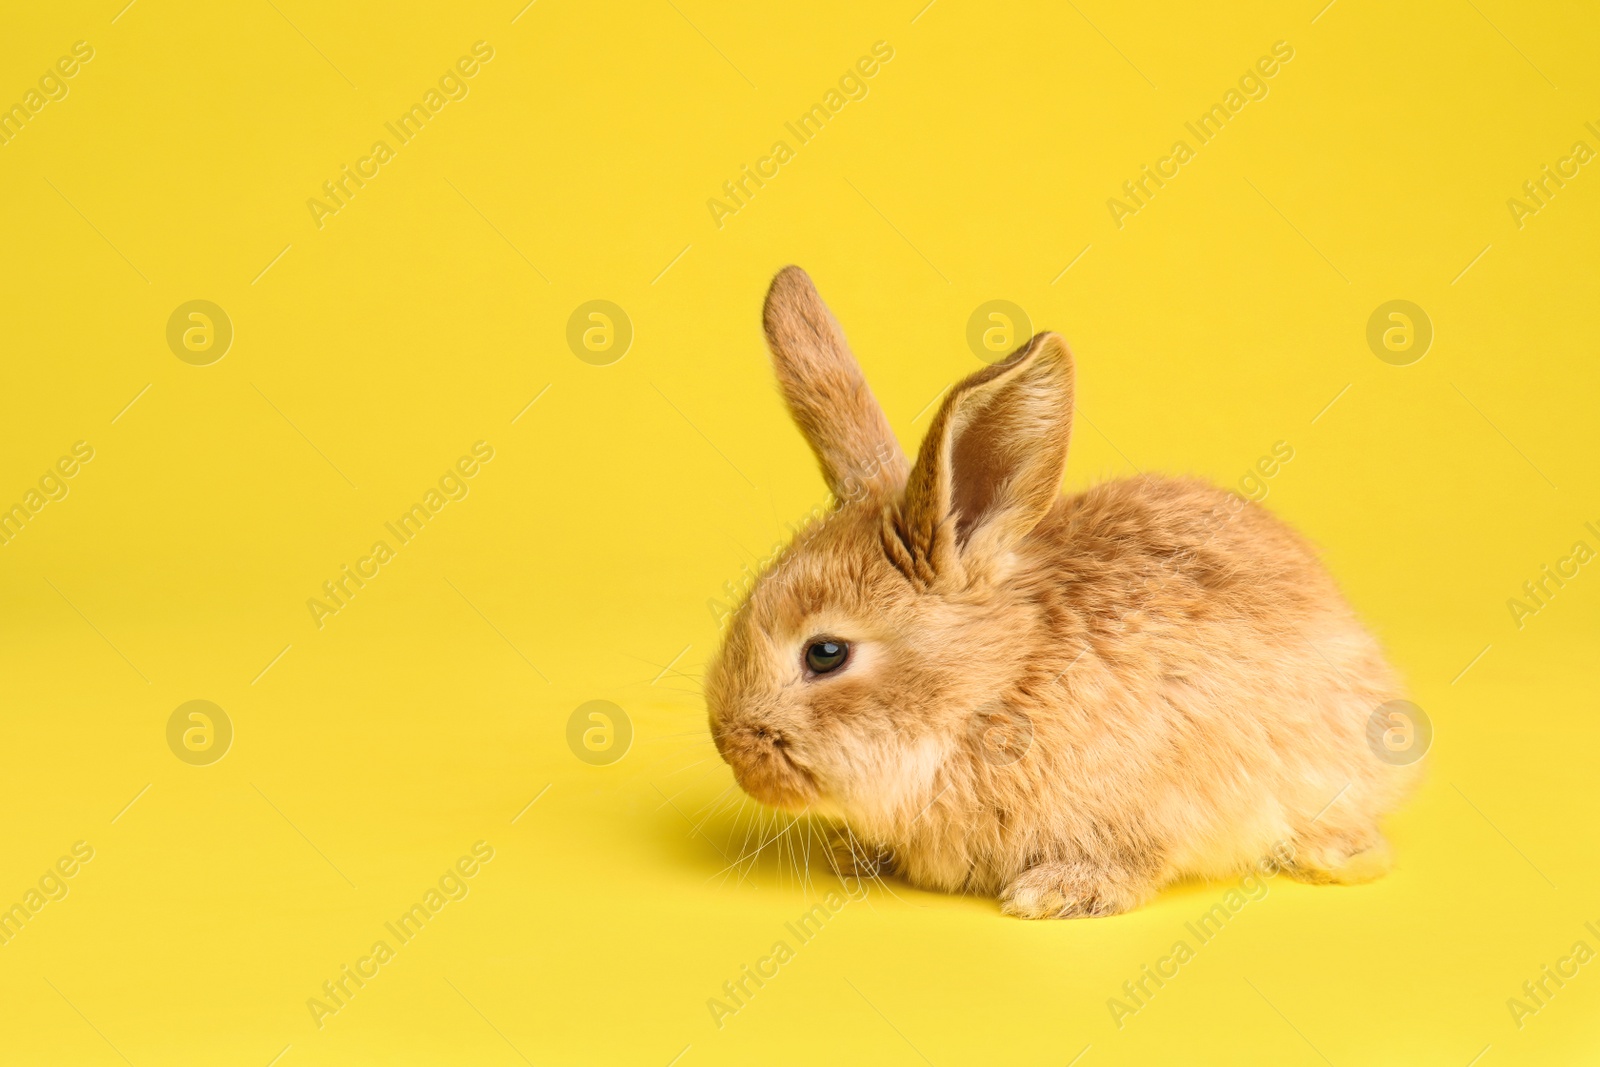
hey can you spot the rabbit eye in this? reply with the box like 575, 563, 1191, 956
804, 640, 849, 675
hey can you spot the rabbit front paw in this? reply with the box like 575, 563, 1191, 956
826, 832, 893, 879
1000, 861, 1149, 920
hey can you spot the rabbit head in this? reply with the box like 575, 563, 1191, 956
707, 266, 1075, 829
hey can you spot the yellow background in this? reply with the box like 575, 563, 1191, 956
2, 0, 1597, 1063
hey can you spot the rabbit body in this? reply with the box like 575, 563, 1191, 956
707, 267, 1421, 918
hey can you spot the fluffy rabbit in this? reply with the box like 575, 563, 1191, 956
706, 266, 1422, 918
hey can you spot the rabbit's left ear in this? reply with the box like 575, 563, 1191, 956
763, 266, 908, 501
896, 333, 1075, 578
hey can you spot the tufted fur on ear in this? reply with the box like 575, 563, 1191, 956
894, 332, 1075, 582
762, 266, 908, 503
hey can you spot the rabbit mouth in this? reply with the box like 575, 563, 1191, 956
720, 726, 819, 809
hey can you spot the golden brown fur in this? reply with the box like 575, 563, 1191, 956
706, 266, 1422, 918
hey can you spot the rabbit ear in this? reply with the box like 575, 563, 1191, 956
895, 333, 1075, 580
763, 266, 908, 501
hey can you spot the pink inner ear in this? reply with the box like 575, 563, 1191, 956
938, 335, 1075, 550
948, 393, 1013, 545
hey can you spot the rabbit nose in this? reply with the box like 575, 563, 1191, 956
710, 714, 782, 759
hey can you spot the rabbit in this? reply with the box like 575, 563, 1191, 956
706, 265, 1423, 919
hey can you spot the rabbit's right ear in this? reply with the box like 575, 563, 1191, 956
894, 332, 1075, 584
763, 266, 908, 502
